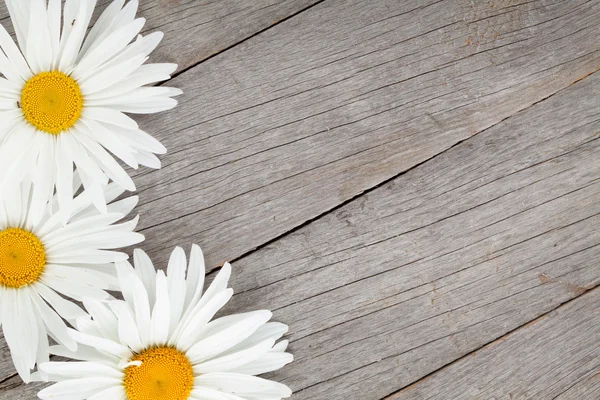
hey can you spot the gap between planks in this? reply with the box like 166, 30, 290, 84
0, 0, 327, 384
227, 67, 600, 268
381, 283, 600, 400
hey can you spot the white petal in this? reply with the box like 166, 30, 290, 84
45, 248, 128, 265
172, 288, 233, 351
82, 298, 119, 342
5, 0, 30, 53
33, 282, 88, 321
184, 244, 205, 310
116, 262, 151, 346
78, 0, 125, 59
73, 18, 145, 80
67, 328, 131, 359
2, 288, 39, 382
88, 385, 127, 400
195, 373, 292, 398
73, 128, 136, 191
109, 301, 144, 352
47, 0, 62, 64
80, 53, 147, 95
87, 63, 177, 101
78, 119, 139, 169
29, 288, 77, 351
58, 0, 88, 72
55, 135, 75, 216
49, 343, 113, 363
26, 0, 52, 73
150, 270, 170, 345
40, 361, 123, 379
167, 247, 186, 333
190, 387, 245, 400
133, 249, 156, 306
28, 135, 55, 227
40, 275, 110, 302
228, 351, 294, 376
0, 24, 31, 80
174, 263, 231, 342
109, 97, 178, 114
38, 377, 122, 400
193, 338, 275, 374
43, 212, 123, 245
81, 108, 138, 130
34, 311, 50, 382
186, 311, 272, 364
222, 322, 289, 356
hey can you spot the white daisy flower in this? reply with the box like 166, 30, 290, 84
0, 177, 144, 382
0, 0, 181, 213
37, 245, 294, 400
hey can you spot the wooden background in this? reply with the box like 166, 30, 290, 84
1, 0, 599, 399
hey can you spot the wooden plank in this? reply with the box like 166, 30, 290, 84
0, 0, 320, 383
0, 0, 322, 73
210, 72, 600, 398
5, 62, 599, 399
3, 0, 600, 396
131, 0, 600, 269
387, 288, 600, 400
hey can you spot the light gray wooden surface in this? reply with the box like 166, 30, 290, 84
131, 0, 600, 269
389, 288, 600, 399
1, 0, 600, 399
0, 0, 321, 73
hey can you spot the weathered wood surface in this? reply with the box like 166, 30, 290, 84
0, 0, 322, 73
389, 288, 600, 400
1, 0, 600, 398
217, 71, 600, 399
0, 0, 322, 382
131, 0, 600, 269
6, 48, 600, 399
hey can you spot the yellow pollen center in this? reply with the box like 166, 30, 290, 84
124, 347, 194, 400
20, 71, 83, 135
0, 228, 46, 288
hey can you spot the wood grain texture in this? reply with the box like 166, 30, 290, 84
131, 0, 600, 269
1, 0, 600, 398
217, 71, 600, 399
0, 0, 321, 383
6, 64, 597, 399
0, 0, 322, 73
388, 288, 600, 400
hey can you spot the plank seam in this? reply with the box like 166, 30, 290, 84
227, 71, 600, 267
380, 284, 600, 400
159, 0, 328, 84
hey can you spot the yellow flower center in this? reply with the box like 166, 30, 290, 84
0, 228, 46, 288
20, 71, 83, 135
124, 347, 194, 400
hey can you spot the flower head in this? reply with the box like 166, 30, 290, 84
0, 177, 144, 382
38, 245, 293, 400
0, 0, 181, 213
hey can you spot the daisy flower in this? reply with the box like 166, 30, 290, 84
0, 0, 181, 213
0, 177, 144, 382
37, 245, 294, 400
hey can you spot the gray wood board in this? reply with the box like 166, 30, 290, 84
0, 0, 322, 73
130, 0, 600, 270
388, 288, 600, 400
0, 0, 321, 383
220, 70, 600, 399
5, 54, 599, 399
2, 0, 600, 398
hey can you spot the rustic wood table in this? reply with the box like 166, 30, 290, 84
1, 1, 599, 399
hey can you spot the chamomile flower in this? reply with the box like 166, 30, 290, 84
0, 177, 144, 382
0, 0, 181, 213
38, 245, 294, 400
